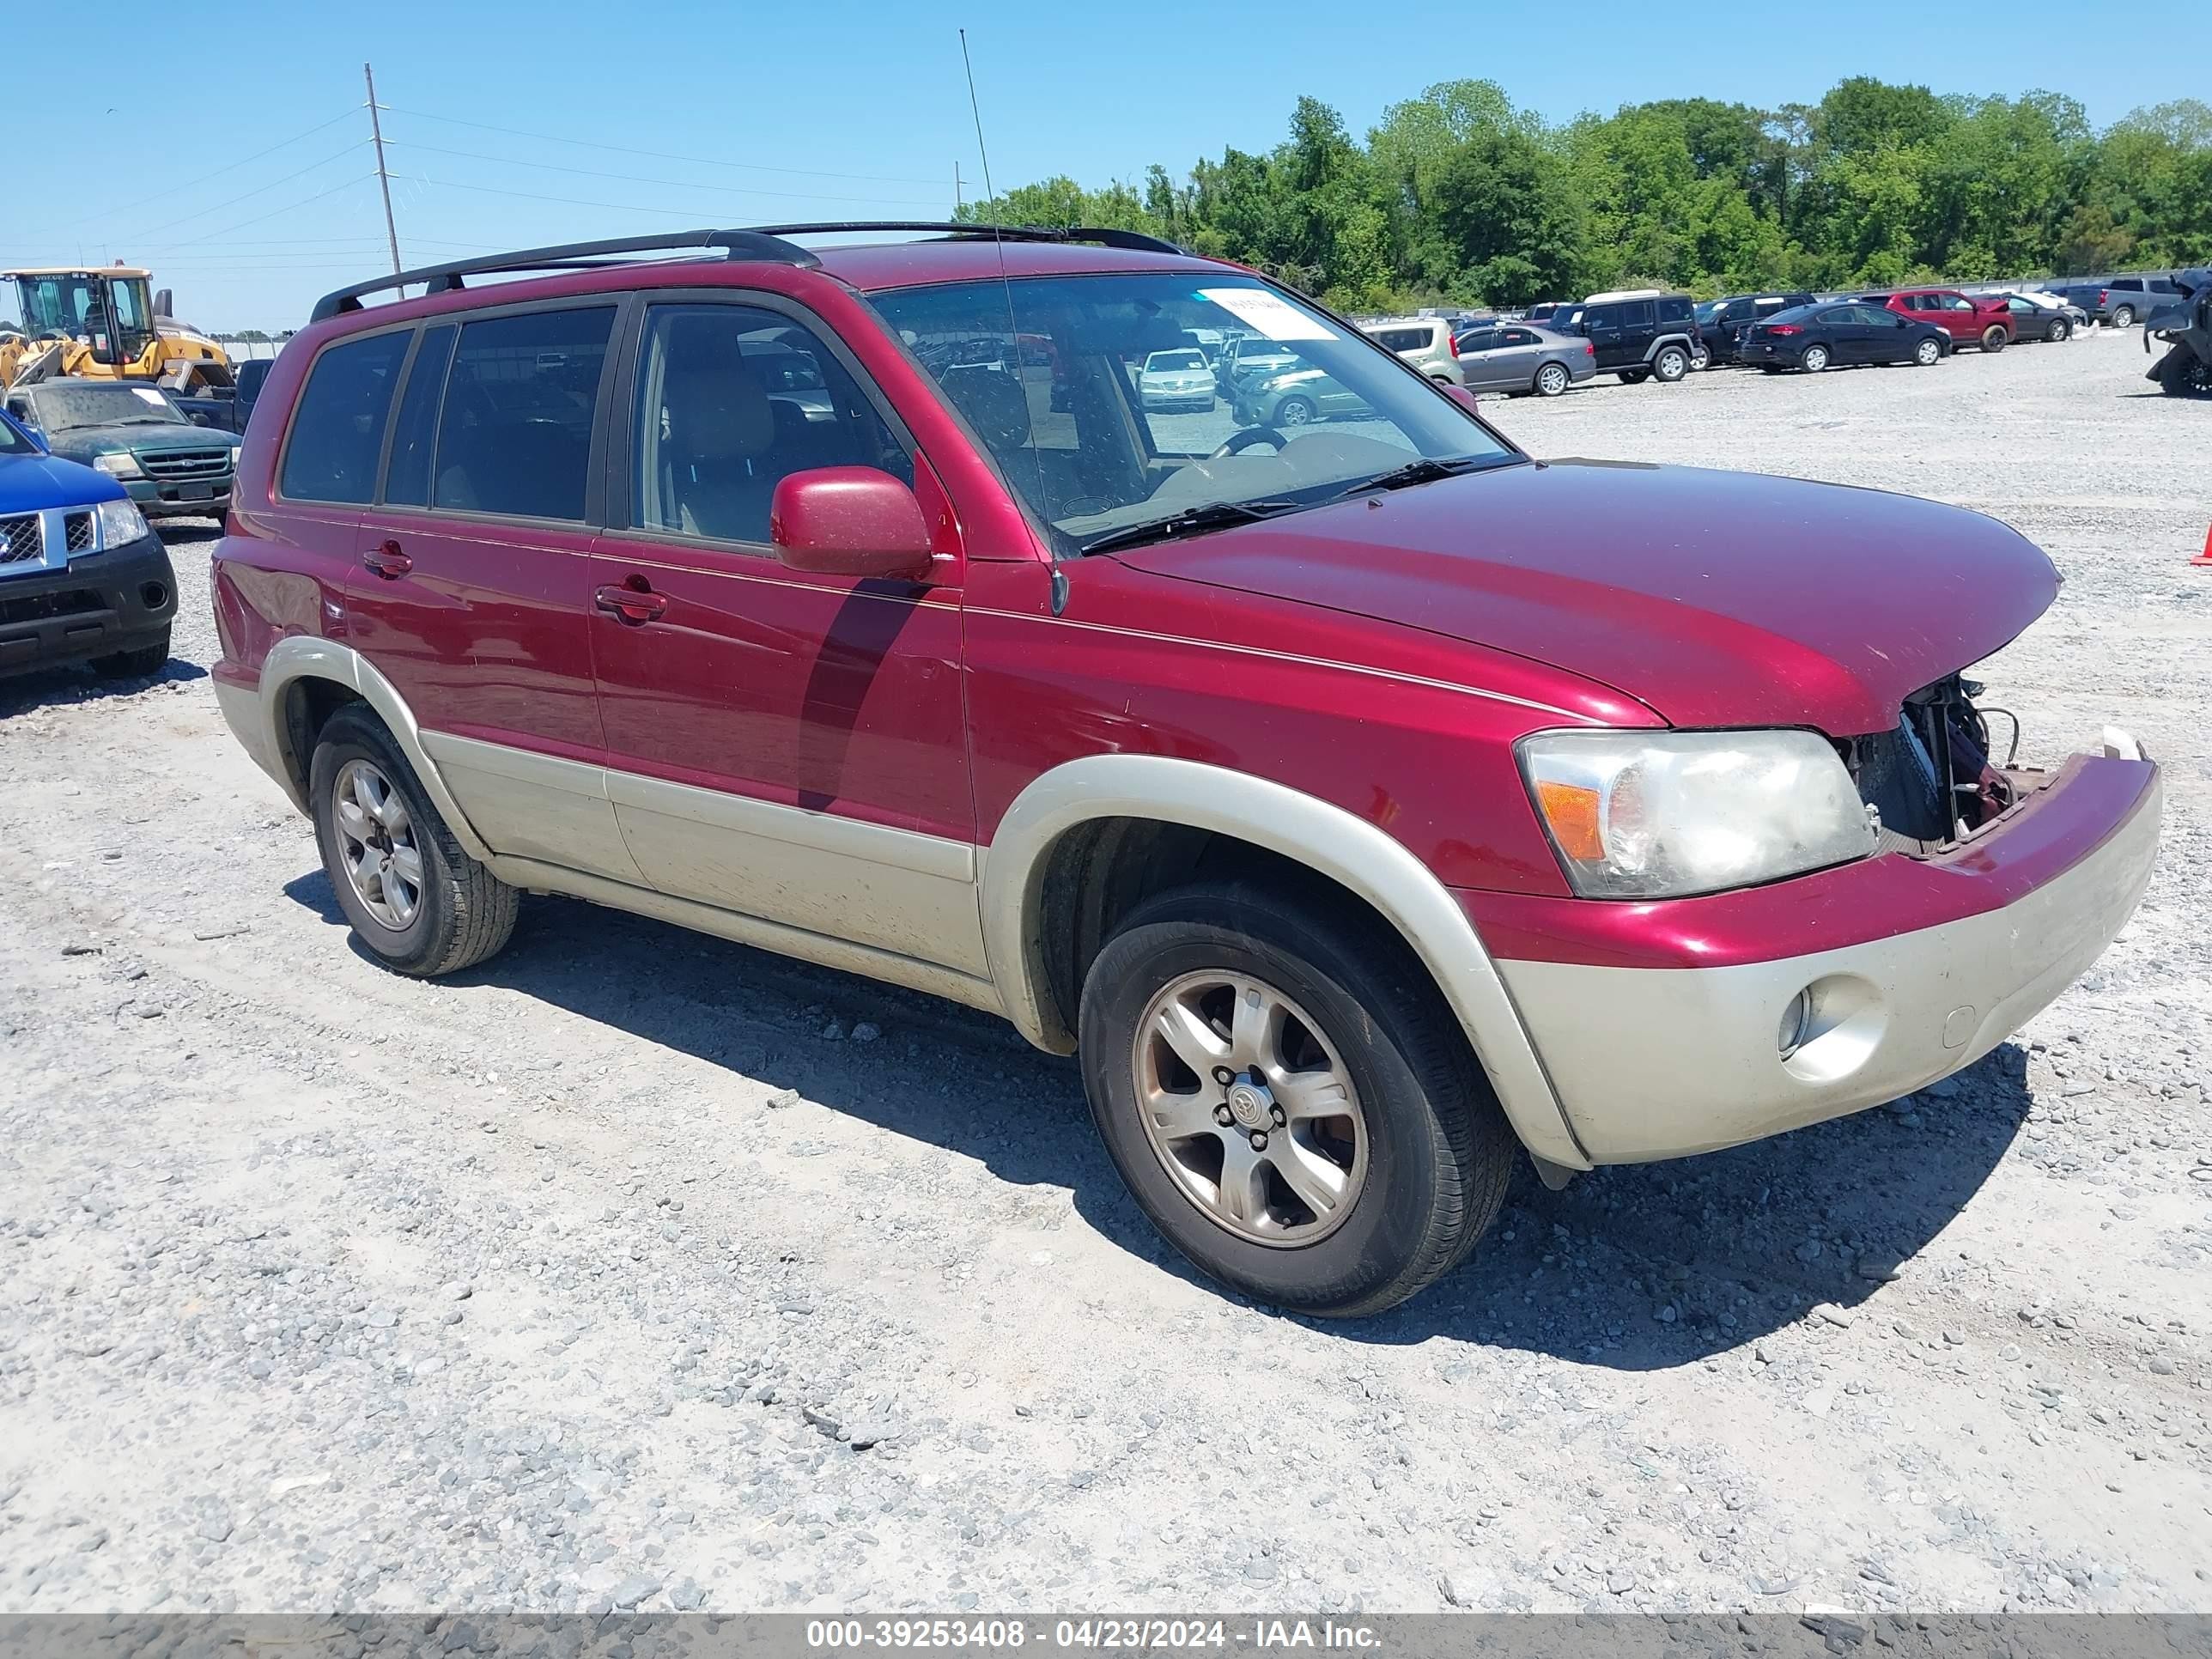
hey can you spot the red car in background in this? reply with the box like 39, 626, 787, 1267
1864, 288, 2016, 352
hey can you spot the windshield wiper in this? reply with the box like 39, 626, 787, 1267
1079, 498, 1300, 557
1334, 454, 1496, 498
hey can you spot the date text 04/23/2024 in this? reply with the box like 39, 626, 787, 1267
804, 1620, 1384, 1651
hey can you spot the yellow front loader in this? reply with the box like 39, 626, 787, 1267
0, 264, 234, 392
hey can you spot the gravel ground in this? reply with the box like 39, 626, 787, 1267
2, 328, 2208, 1617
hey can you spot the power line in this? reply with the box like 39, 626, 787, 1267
384, 106, 950, 187
165, 174, 381, 250
383, 139, 945, 207
409, 173, 944, 221
30, 106, 361, 241
125, 139, 370, 244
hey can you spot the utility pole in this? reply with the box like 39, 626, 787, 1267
954, 162, 963, 216
363, 62, 401, 276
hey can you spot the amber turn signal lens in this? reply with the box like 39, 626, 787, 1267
1534, 780, 1604, 862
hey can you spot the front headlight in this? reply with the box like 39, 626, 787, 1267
93, 452, 144, 479
95, 497, 149, 546
1520, 729, 1878, 899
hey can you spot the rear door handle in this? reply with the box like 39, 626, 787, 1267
595, 581, 667, 624
362, 540, 411, 580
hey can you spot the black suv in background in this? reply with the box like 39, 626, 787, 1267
1554, 291, 1703, 383
1696, 291, 1818, 365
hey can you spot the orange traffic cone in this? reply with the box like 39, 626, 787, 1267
2196, 525, 2212, 568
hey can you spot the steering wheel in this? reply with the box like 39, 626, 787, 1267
1210, 425, 1290, 459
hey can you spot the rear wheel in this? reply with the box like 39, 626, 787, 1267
1079, 882, 1517, 1317
310, 704, 519, 978
1801, 343, 1831, 373
1913, 337, 1942, 367
2112, 304, 2136, 328
1651, 344, 1690, 382
1617, 368, 1650, 385
1980, 325, 2008, 352
1534, 362, 1570, 398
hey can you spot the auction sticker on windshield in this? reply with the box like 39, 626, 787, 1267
131, 388, 167, 406
1198, 288, 1337, 342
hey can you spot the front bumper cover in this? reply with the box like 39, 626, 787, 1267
0, 533, 178, 678
1486, 750, 2161, 1164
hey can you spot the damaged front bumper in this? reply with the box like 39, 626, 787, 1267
1465, 742, 2160, 1164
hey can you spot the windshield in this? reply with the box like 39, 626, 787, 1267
1145, 350, 1206, 372
871, 272, 1515, 555
33, 383, 188, 431
0, 414, 33, 455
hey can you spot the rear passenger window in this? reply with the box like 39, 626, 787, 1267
280, 331, 408, 504
433, 307, 613, 520
381, 324, 456, 507
630, 303, 907, 547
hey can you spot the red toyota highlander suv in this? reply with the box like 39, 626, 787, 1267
210, 226, 2160, 1316
1865, 287, 2017, 352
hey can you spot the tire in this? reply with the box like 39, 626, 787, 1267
89, 626, 170, 679
1801, 343, 1831, 373
1533, 362, 1570, 398
2045, 317, 2069, 343
1913, 337, 1942, 367
1760, 365, 1783, 374
1651, 344, 1690, 382
1275, 394, 1317, 427
2112, 305, 2135, 329
1617, 368, 1650, 385
1689, 344, 1711, 371
1980, 325, 2008, 353
1078, 881, 1517, 1318
309, 703, 518, 978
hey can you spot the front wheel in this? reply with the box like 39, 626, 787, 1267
1688, 344, 1711, 371
1801, 343, 1831, 373
310, 704, 519, 977
1534, 362, 1570, 397
1913, 337, 1942, 367
2046, 317, 2070, 342
1274, 394, 1317, 428
1617, 368, 1650, 385
1651, 344, 1690, 382
1079, 883, 1517, 1317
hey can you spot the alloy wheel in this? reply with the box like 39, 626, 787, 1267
331, 758, 423, 931
1537, 363, 1568, 396
1131, 970, 1368, 1246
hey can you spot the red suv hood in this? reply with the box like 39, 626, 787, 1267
1108, 459, 2058, 734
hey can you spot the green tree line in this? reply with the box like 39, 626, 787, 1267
954, 78, 2212, 312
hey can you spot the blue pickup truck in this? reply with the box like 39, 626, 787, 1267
0, 406, 176, 681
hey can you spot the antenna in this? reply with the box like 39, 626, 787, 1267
958, 30, 996, 206
955, 27, 1062, 611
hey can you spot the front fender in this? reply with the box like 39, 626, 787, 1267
979, 754, 1591, 1170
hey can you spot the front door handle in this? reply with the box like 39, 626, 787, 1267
363, 540, 411, 580
595, 580, 667, 625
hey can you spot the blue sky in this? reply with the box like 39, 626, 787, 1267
3, 0, 2196, 331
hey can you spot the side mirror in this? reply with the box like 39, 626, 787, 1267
1443, 383, 1480, 413
770, 466, 933, 582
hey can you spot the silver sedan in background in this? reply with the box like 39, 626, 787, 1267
1453, 323, 1596, 397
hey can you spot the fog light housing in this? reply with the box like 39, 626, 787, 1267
1778, 990, 1812, 1059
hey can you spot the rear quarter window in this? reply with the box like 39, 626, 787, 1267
1657, 297, 1691, 322
279, 331, 410, 504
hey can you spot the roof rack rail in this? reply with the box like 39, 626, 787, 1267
307, 221, 1192, 324
750, 221, 1190, 256
308, 228, 823, 322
